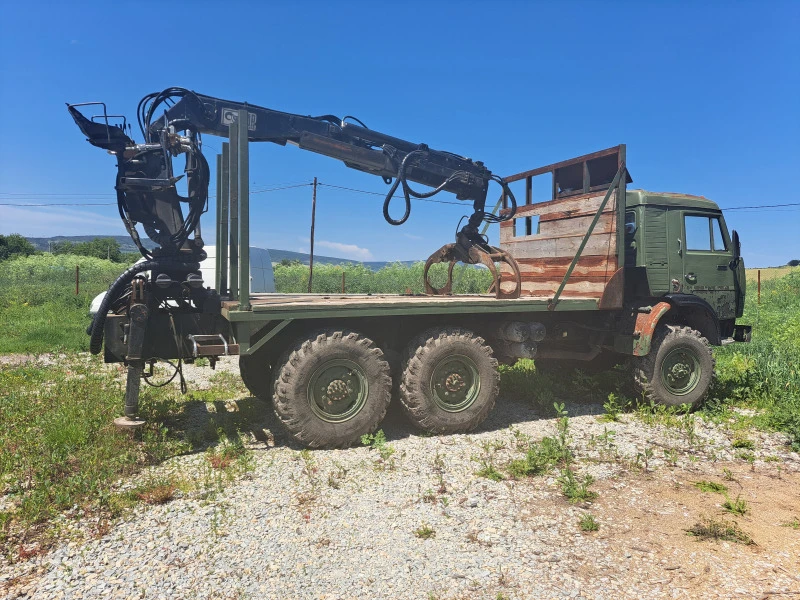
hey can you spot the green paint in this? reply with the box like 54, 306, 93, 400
660, 346, 701, 395
430, 354, 481, 412
307, 359, 368, 422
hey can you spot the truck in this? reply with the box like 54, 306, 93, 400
68, 88, 751, 448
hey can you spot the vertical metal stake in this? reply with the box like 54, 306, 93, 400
220, 142, 230, 295
341, 270, 345, 294
215, 154, 223, 292
76, 265, 79, 295
758, 269, 761, 305
238, 109, 251, 311
229, 121, 239, 301
308, 177, 318, 293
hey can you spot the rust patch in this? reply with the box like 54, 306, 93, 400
633, 301, 672, 356
597, 268, 625, 310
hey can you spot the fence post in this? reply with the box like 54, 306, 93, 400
75, 265, 79, 295
308, 177, 318, 293
758, 269, 761, 305
341, 270, 345, 294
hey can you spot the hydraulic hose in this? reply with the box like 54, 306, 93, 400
87, 259, 200, 355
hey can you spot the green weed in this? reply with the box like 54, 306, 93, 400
686, 516, 754, 545
722, 494, 749, 516
414, 524, 436, 539
579, 513, 600, 532
558, 468, 597, 503
694, 480, 728, 494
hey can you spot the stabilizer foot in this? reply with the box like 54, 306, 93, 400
113, 416, 147, 431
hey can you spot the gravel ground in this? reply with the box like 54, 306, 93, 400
2, 357, 800, 600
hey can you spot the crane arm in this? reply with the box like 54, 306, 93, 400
67, 87, 516, 261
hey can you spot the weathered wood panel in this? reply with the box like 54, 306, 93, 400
499, 189, 618, 300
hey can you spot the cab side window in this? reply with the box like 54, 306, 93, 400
711, 218, 727, 251
685, 216, 711, 251
685, 215, 728, 253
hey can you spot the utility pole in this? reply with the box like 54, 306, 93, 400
308, 177, 318, 293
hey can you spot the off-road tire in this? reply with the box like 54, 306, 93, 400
273, 330, 392, 448
400, 327, 499, 434
239, 353, 272, 399
633, 325, 714, 410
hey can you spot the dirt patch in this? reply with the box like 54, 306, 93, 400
552, 461, 800, 598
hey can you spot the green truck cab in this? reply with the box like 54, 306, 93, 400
624, 190, 748, 341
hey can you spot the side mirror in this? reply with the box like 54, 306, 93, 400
730, 230, 741, 269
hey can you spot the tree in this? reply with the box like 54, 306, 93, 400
788, 259, 800, 267
53, 237, 124, 262
0, 233, 37, 261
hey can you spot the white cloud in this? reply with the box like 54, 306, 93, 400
316, 240, 373, 261
0, 206, 124, 237
403, 233, 423, 240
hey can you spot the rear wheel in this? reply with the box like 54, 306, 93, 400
273, 330, 392, 448
400, 328, 499, 434
633, 325, 714, 409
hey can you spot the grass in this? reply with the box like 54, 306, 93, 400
274, 261, 493, 295
722, 494, 749, 516
0, 355, 255, 561
414, 524, 436, 539
686, 516, 754, 545
0, 254, 130, 353
361, 429, 395, 462
558, 468, 597, 503
475, 463, 505, 481
579, 513, 599, 532
694, 480, 729, 494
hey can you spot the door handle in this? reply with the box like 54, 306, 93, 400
717, 264, 728, 271
685, 273, 697, 284
677, 239, 682, 256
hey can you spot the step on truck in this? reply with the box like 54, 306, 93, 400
68, 88, 751, 448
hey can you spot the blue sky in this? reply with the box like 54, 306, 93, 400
1, 0, 798, 267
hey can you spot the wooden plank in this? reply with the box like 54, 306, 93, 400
504, 145, 622, 183
502, 189, 617, 219
500, 234, 616, 259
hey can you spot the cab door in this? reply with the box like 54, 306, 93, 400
680, 212, 737, 319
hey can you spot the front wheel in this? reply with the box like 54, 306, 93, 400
400, 327, 499, 434
273, 330, 392, 448
633, 325, 714, 409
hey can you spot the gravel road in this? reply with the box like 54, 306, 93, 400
2, 358, 799, 600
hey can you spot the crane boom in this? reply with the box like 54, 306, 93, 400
68, 87, 516, 262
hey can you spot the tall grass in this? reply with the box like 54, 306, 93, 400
705, 270, 800, 449
0, 254, 129, 353
274, 261, 494, 295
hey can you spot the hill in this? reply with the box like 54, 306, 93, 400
25, 235, 417, 270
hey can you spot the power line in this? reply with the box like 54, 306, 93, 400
0, 202, 116, 207
724, 202, 800, 210
317, 182, 465, 206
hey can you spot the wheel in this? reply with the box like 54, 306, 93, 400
633, 325, 714, 409
272, 330, 392, 448
239, 353, 272, 399
400, 327, 499, 434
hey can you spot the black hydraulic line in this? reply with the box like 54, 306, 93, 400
87, 259, 199, 355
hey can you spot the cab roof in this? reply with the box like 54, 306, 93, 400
626, 189, 720, 211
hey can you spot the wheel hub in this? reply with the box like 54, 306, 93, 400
660, 347, 701, 396
325, 379, 350, 404
430, 354, 480, 412
444, 373, 465, 393
308, 360, 368, 422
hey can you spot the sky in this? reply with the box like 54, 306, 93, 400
0, 0, 798, 267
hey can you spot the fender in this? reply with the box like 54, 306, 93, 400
632, 301, 672, 356
664, 293, 722, 345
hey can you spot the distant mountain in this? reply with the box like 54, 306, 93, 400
25, 235, 418, 270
